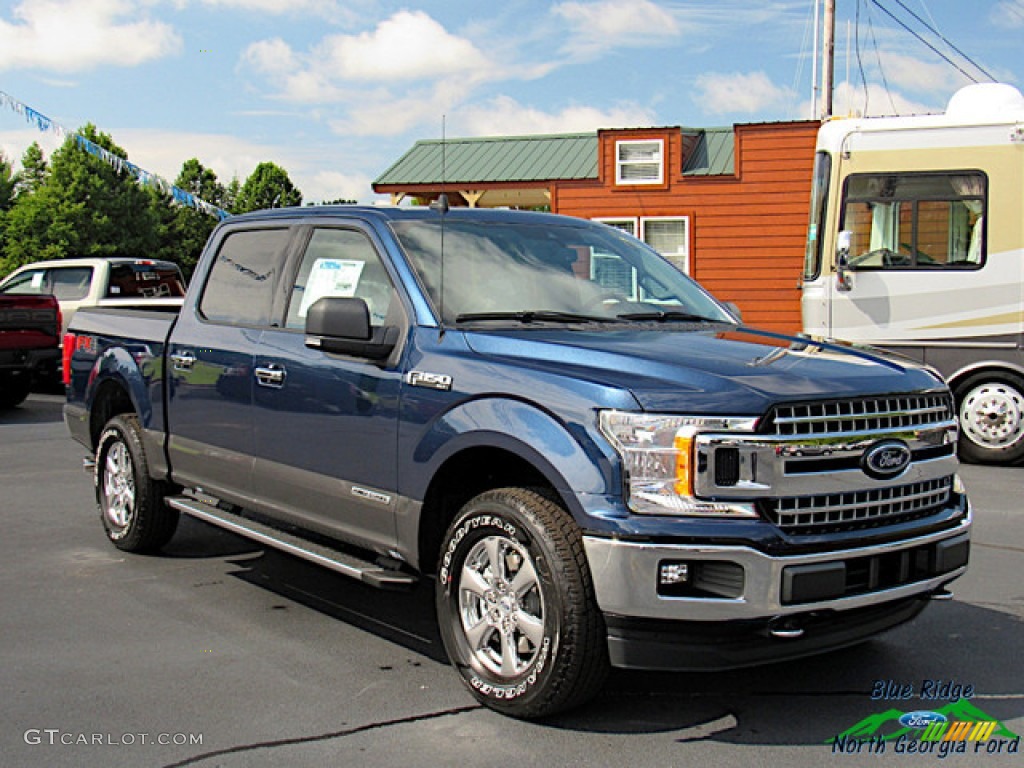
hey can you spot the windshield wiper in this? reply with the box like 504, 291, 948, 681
616, 310, 719, 323
455, 310, 621, 325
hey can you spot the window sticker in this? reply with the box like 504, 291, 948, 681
31, 272, 45, 289
298, 258, 366, 318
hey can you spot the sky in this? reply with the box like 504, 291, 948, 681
0, 0, 1022, 206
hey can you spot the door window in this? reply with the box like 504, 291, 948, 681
286, 228, 393, 329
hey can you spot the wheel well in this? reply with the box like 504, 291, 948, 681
89, 380, 136, 449
949, 364, 1024, 397
417, 447, 558, 575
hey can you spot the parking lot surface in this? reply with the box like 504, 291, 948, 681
2, 394, 1022, 767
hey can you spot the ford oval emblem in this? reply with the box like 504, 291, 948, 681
861, 440, 912, 480
899, 711, 947, 729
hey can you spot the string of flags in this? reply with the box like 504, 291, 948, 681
1, 89, 229, 220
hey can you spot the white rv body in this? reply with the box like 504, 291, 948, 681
801, 83, 1024, 464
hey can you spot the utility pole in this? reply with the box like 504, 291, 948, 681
821, 0, 835, 119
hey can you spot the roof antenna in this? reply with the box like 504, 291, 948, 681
430, 115, 448, 337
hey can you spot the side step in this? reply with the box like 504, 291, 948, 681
166, 496, 418, 591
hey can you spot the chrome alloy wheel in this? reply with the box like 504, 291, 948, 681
960, 381, 1024, 451
457, 535, 546, 679
103, 440, 136, 530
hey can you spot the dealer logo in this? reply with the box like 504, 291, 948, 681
861, 440, 912, 480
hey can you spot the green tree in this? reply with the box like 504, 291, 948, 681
0, 152, 16, 210
168, 158, 227, 276
0, 152, 16, 263
2, 124, 160, 273
16, 142, 48, 197
234, 161, 302, 213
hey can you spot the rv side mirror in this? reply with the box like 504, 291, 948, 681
836, 230, 853, 292
305, 297, 397, 360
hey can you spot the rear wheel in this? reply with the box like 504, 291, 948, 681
96, 414, 179, 552
436, 488, 608, 718
955, 372, 1024, 465
0, 372, 32, 409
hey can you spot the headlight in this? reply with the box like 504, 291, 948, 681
599, 410, 760, 517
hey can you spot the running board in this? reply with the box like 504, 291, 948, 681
166, 496, 418, 591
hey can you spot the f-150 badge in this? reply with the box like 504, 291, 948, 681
406, 370, 453, 391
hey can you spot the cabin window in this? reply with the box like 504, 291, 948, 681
615, 140, 664, 185
840, 171, 986, 270
594, 216, 690, 273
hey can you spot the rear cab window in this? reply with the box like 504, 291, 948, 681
107, 262, 186, 298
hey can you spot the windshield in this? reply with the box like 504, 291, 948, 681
391, 218, 734, 326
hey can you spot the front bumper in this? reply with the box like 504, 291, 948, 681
583, 506, 970, 669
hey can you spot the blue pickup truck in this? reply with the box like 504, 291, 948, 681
65, 205, 971, 717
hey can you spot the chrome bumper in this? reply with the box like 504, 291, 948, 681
583, 506, 971, 622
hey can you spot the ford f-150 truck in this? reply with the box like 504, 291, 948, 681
0, 293, 60, 408
64, 206, 971, 718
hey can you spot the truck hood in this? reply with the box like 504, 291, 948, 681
463, 325, 945, 414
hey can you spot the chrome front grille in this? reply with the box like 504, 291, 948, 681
693, 391, 961, 535
763, 476, 954, 533
765, 393, 955, 437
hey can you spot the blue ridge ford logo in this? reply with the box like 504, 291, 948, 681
862, 439, 912, 479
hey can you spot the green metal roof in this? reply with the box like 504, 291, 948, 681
374, 133, 599, 185
682, 127, 735, 176
373, 128, 736, 186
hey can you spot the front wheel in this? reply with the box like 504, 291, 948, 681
955, 372, 1024, 465
96, 414, 179, 552
436, 488, 608, 718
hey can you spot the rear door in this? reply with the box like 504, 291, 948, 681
251, 223, 407, 552
166, 225, 295, 504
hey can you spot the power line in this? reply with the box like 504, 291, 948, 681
890, 0, 996, 82
868, 0, 978, 84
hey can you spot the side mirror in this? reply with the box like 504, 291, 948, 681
836, 230, 853, 292
723, 301, 742, 322
305, 297, 397, 360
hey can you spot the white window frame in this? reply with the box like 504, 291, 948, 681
641, 216, 690, 274
615, 139, 664, 186
593, 217, 638, 236
592, 215, 691, 274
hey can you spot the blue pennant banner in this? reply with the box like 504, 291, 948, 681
1, 90, 228, 220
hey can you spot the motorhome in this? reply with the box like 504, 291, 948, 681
801, 83, 1024, 465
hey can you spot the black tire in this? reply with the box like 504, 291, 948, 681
0, 372, 32, 409
436, 488, 608, 718
955, 372, 1024, 465
95, 414, 179, 552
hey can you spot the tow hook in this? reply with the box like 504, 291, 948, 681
768, 618, 805, 639
930, 588, 955, 601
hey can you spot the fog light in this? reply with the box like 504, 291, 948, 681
659, 562, 690, 586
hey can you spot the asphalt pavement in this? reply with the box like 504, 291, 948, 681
2, 393, 1022, 767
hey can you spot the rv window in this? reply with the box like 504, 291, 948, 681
840, 171, 986, 270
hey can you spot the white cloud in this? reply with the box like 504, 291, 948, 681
320, 11, 490, 81
303, 170, 374, 204
0, 0, 181, 73
693, 71, 794, 115
242, 10, 493, 105
554, 0, 680, 55
197, 0, 347, 16
456, 95, 656, 136
874, 52, 973, 97
993, 1, 1024, 27
828, 82, 939, 118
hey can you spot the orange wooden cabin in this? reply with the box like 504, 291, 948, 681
374, 120, 819, 334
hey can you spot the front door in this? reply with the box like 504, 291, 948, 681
251, 225, 405, 553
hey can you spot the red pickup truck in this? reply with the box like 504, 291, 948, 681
0, 294, 60, 408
